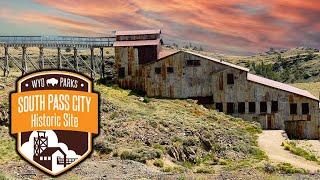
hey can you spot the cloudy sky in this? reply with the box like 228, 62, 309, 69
0, 0, 319, 54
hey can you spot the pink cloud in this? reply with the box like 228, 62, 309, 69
2, 0, 319, 54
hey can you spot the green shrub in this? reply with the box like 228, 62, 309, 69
94, 142, 112, 154
120, 150, 140, 161
276, 163, 307, 174
249, 147, 267, 160
161, 166, 184, 173
148, 120, 157, 128
195, 167, 214, 174
171, 136, 183, 143
153, 143, 166, 152
282, 141, 318, 162
263, 162, 276, 173
120, 148, 162, 163
218, 159, 228, 165
182, 161, 194, 169
162, 166, 173, 172
153, 159, 164, 167
143, 97, 150, 103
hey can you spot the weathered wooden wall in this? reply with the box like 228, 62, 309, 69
116, 34, 160, 41
115, 49, 319, 139
211, 67, 319, 139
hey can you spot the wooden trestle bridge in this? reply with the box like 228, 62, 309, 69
0, 36, 116, 78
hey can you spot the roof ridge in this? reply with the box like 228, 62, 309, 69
247, 73, 318, 101
182, 50, 250, 72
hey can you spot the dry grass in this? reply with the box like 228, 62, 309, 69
291, 82, 320, 97
0, 127, 19, 164
95, 84, 265, 173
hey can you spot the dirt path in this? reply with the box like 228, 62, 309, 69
258, 130, 320, 173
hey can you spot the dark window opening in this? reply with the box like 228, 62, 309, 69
137, 46, 158, 64
186, 60, 201, 66
238, 102, 245, 114
290, 103, 297, 115
118, 67, 125, 78
302, 103, 309, 115
215, 103, 223, 112
249, 102, 256, 113
218, 74, 224, 90
260, 102, 267, 113
155, 67, 161, 74
271, 101, 278, 112
227, 103, 234, 114
167, 67, 174, 73
227, 74, 234, 84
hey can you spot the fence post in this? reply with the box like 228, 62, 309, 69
39, 47, 44, 69
58, 47, 62, 69
100, 47, 105, 79
90, 47, 94, 78
74, 47, 79, 71
4, 46, 9, 76
22, 46, 27, 74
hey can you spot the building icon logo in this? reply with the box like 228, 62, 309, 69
10, 71, 99, 176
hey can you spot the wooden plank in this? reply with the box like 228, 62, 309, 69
90, 47, 94, 78
100, 47, 104, 78
4, 46, 9, 76
22, 46, 27, 74
39, 47, 44, 69
57, 47, 62, 69
74, 48, 79, 71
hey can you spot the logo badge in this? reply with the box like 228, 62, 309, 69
10, 71, 99, 176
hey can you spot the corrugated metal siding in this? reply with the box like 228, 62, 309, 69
116, 34, 160, 41
115, 48, 320, 139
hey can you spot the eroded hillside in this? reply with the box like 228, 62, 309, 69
0, 81, 268, 179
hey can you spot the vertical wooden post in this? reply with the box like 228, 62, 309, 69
4, 46, 9, 76
100, 47, 105, 79
22, 46, 27, 75
73, 47, 79, 71
39, 47, 44, 69
90, 47, 94, 78
57, 47, 62, 69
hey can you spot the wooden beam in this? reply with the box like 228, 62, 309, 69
90, 47, 94, 78
100, 47, 105, 79
73, 47, 79, 71
3, 46, 9, 76
57, 47, 62, 69
22, 46, 27, 74
39, 47, 44, 69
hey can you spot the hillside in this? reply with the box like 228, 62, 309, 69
184, 47, 320, 83
0, 79, 270, 178
0, 47, 320, 178
291, 81, 320, 98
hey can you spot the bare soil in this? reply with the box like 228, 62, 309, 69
258, 130, 320, 173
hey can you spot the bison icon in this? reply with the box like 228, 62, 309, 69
46, 78, 59, 87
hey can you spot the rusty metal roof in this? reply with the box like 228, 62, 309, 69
113, 39, 160, 47
247, 73, 318, 101
184, 51, 250, 72
158, 49, 180, 60
115, 29, 161, 36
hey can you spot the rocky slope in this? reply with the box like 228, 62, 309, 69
0, 80, 267, 179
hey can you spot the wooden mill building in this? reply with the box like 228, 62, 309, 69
114, 30, 320, 139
